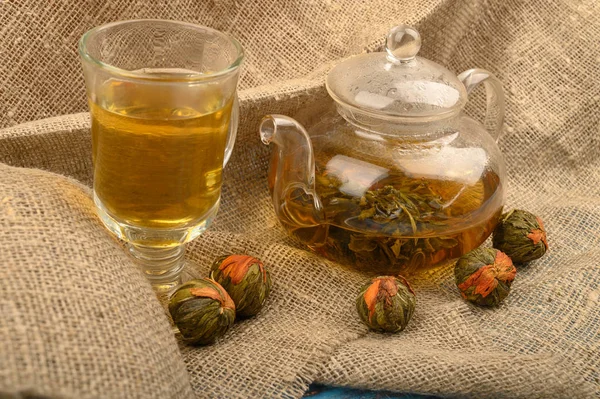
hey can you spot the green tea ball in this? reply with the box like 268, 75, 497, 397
356, 275, 416, 332
455, 248, 517, 307
493, 209, 548, 263
210, 255, 272, 318
169, 278, 236, 345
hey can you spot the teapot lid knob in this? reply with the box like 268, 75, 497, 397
385, 25, 421, 63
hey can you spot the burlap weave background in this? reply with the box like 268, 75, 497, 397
1, 0, 599, 398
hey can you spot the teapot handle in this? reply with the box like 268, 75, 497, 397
458, 69, 505, 142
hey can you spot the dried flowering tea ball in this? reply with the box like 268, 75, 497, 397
455, 248, 517, 307
356, 275, 416, 333
209, 254, 272, 318
493, 209, 548, 264
168, 278, 235, 345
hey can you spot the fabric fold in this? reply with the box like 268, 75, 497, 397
0, 0, 599, 397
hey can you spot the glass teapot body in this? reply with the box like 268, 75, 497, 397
260, 25, 506, 274
262, 103, 505, 274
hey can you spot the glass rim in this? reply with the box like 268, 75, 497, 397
78, 19, 244, 82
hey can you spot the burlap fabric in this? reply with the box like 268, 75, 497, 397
1, 0, 599, 398
0, 159, 195, 398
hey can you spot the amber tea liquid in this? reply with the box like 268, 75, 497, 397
277, 162, 503, 275
91, 79, 232, 246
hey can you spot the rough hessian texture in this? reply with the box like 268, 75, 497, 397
0, 0, 599, 398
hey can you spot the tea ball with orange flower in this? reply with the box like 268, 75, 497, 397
493, 209, 548, 264
210, 254, 272, 317
455, 248, 517, 307
356, 275, 416, 332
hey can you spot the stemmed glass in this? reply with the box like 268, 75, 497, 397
79, 20, 243, 291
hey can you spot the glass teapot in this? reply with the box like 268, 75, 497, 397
260, 25, 506, 274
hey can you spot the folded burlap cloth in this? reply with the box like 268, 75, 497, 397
1, 0, 599, 398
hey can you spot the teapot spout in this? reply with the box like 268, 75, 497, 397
260, 115, 317, 192
260, 115, 323, 228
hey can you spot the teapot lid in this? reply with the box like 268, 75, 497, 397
326, 25, 467, 119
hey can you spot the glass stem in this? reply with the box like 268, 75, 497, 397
128, 244, 185, 292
